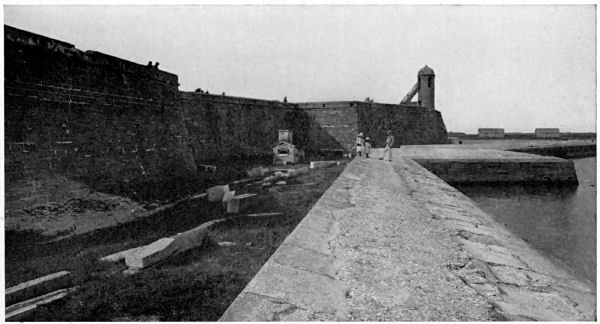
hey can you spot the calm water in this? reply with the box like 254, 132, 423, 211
455, 157, 596, 286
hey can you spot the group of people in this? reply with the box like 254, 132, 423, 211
355, 130, 395, 161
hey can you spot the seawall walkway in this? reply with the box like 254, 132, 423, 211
221, 152, 595, 321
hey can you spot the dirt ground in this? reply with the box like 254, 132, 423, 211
5, 192, 148, 237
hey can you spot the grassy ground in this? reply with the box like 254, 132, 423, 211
5, 162, 346, 321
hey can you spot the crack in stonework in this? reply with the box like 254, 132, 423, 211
270, 301, 308, 321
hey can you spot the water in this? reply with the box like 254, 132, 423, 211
454, 157, 596, 286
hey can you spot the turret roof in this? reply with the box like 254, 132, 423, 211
418, 65, 435, 76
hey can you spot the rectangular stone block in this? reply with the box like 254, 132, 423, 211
6, 288, 73, 320
125, 237, 176, 268
247, 212, 283, 218
6, 271, 71, 295
227, 193, 258, 214
123, 218, 224, 269
100, 247, 140, 263
247, 166, 268, 178
222, 190, 235, 210
206, 184, 230, 202
190, 193, 207, 200
309, 161, 336, 169
296, 166, 309, 175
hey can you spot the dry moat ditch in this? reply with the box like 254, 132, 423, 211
5, 156, 347, 321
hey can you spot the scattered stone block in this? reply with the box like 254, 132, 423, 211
229, 178, 254, 190
296, 167, 309, 175
247, 166, 268, 178
227, 193, 258, 213
100, 247, 140, 262
190, 193, 207, 200
122, 267, 141, 276
206, 185, 230, 202
125, 238, 175, 268
222, 190, 236, 210
124, 219, 225, 269
276, 181, 286, 186
6, 288, 74, 320
6, 271, 70, 295
247, 212, 284, 218
264, 175, 277, 182
310, 161, 337, 169
286, 169, 299, 177
261, 182, 271, 187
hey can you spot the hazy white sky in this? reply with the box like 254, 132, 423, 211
4, 5, 596, 133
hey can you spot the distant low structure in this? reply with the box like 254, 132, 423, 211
478, 128, 505, 138
448, 132, 466, 138
535, 128, 560, 138
273, 142, 304, 165
273, 130, 304, 165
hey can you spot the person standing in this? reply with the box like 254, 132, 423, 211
379, 130, 394, 161
355, 132, 364, 157
364, 136, 372, 158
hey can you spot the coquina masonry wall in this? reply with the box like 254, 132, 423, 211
5, 26, 196, 210
179, 92, 341, 161
298, 101, 448, 151
5, 25, 448, 210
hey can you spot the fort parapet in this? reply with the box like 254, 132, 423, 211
4, 25, 448, 209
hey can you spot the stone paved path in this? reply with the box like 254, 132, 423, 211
220, 157, 595, 321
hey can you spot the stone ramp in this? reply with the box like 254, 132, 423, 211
220, 157, 595, 321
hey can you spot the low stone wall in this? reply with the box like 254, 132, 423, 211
510, 144, 596, 159
412, 158, 579, 185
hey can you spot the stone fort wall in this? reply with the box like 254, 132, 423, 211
5, 25, 447, 208
298, 101, 448, 151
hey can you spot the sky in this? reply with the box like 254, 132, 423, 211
3, 5, 596, 133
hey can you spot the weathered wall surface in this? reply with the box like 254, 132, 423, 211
298, 101, 449, 152
412, 159, 579, 185
180, 93, 340, 161
5, 25, 196, 210
356, 102, 448, 147
297, 102, 359, 153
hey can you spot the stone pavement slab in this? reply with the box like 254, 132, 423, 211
220, 156, 595, 321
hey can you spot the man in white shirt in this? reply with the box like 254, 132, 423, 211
379, 130, 394, 161
355, 132, 365, 157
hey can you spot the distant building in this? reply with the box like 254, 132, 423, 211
535, 128, 560, 138
478, 128, 505, 138
448, 132, 466, 138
